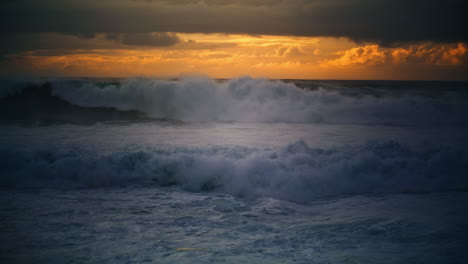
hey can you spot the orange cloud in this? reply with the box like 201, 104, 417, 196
1, 33, 466, 80
324, 45, 387, 66
323, 43, 467, 67
276, 46, 307, 57
392, 43, 467, 65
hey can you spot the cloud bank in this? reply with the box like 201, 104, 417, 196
1, 0, 465, 44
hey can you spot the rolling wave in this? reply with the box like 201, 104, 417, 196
1, 77, 467, 125
2, 140, 467, 201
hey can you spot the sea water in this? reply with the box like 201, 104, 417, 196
1, 77, 467, 263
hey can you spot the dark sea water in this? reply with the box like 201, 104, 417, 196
1, 77, 467, 263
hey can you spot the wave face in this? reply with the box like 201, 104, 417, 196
2, 77, 467, 125
1, 140, 467, 201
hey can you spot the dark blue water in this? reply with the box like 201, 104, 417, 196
1, 77, 467, 263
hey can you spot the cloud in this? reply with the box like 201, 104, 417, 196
106, 32, 180, 47
199, 51, 233, 59
148, 0, 284, 6
0, 0, 465, 45
325, 45, 388, 66
392, 43, 468, 66
0, 32, 180, 60
323, 43, 468, 66
283, 46, 306, 57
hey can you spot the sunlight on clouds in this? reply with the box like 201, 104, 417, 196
324, 43, 468, 67
392, 43, 467, 66
1, 33, 466, 80
5, 34, 329, 78
324, 45, 386, 66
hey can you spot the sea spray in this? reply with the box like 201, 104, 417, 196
2, 77, 467, 125
1, 140, 467, 201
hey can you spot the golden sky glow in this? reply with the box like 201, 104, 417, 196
1, 34, 467, 80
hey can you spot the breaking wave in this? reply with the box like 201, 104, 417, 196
1, 77, 467, 126
1, 140, 467, 201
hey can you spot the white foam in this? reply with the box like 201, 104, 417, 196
2, 140, 467, 201
48, 76, 468, 126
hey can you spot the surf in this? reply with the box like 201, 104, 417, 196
1, 76, 467, 126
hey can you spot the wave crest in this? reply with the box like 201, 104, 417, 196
2, 140, 467, 201
2, 77, 467, 125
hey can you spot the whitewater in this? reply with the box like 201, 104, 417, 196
1, 77, 467, 263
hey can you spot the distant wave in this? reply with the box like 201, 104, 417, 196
1, 77, 467, 126
1, 140, 467, 201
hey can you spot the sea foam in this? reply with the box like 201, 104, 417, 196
51, 77, 468, 126
2, 140, 467, 201
2, 77, 467, 126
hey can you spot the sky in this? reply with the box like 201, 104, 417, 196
1, 0, 467, 80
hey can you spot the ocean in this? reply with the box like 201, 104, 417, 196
1, 77, 467, 263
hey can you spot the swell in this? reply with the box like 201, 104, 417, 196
1, 140, 467, 201
1, 77, 468, 126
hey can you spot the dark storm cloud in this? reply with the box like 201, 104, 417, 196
0, 0, 466, 45
0, 32, 181, 60
111, 33, 180, 47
